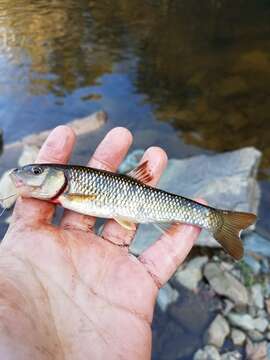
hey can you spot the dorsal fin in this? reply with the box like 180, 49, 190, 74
127, 161, 153, 183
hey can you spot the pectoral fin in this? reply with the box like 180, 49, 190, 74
113, 217, 136, 231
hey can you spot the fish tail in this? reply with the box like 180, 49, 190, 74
213, 211, 256, 260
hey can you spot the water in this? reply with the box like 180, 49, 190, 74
0, 1, 270, 358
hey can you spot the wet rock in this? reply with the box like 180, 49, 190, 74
253, 317, 268, 333
248, 330, 265, 342
218, 76, 249, 97
157, 283, 179, 312
227, 313, 254, 331
18, 144, 39, 167
0, 171, 17, 208
204, 263, 248, 306
251, 284, 264, 310
231, 328, 246, 346
194, 345, 221, 360
207, 314, 230, 348
265, 299, 270, 315
220, 351, 242, 360
246, 340, 268, 360
130, 147, 261, 253
244, 232, 270, 258
174, 256, 208, 291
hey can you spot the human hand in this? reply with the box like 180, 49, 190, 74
0, 126, 202, 360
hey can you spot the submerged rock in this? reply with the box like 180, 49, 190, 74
204, 263, 248, 306
194, 345, 221, 360
231, 328, 246, 346
130, 147, 261, 253
244, 232, 270, 258
174, 256, 208, 291
207, 314, 230, 348
157, 283, 179, 312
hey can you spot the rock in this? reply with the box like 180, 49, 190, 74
266, 332, 270, 341
265, 299, 270, 315
130, 147, 261, 253
208, 314, 230, 348
253, 317, 268, 333
227, 313, 255, 331
174, 256, 208, 291
260, 258, 269, 274
244, 232, 270, 258
223, 299, 235, 316
218, 76, 249, 97
193, 345, 221, 360
251, 284, 264, 309
243, 255, 261, 275
0, 171, 18, 208
157, 283, 179, 312
246, 340, 268, 360
231, 328, 246, 346
204, 263, 248, 306
220, 351, 242, 360
248, 330, 265, 342
18, 145, 39, 167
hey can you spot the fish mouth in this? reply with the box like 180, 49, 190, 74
9, 169, 25, 188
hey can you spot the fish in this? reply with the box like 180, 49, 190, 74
9, 161, 256, 260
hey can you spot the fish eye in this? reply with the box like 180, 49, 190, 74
31, 166, 43, 175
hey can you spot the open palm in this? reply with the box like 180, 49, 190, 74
0, 127, 201, 360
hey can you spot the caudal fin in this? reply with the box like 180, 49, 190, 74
214, 211, 257, 260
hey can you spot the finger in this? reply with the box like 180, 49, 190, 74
138, 198, 207, 288
60, 127, 133, 232
12, 126, 76, 225
101, 147, 168, 246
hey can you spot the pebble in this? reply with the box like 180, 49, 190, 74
227, 313, 254, 331
246, 340, 268, 360
220, 351, 242, 360
193, 345, 221, 360
251, 284, 264, 309
253, 317, 268, 333
204, 263, 248, 306
174, 256, 208, 291
157, 283, 179, 312
248, 330, 265, 342
208, 314, 230, 348
231, 328, 246, 346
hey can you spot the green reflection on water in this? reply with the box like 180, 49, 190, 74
1, 0, 270, 172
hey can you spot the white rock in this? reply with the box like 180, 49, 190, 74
18, 144, 39, 167
174, 256, 208, 291
157, 283, 179, 312
248, 330, 264, 342
253, 317, 268, 333
227, 313, 255, 331
204, 263, 248, 306
221, 351, 242, 360
0, 171, 18, 208
193, 345, 221, 360
208, 314, 230, 348
251, 284, 264, 309
231, 328, 246, 346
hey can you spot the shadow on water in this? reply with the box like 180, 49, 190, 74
1, 1, 270, 358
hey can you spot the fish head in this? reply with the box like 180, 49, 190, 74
9, 164, 66, 199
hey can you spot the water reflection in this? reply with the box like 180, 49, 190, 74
0, 0, 270, 173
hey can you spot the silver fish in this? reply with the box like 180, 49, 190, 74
9, 162, 256, 260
